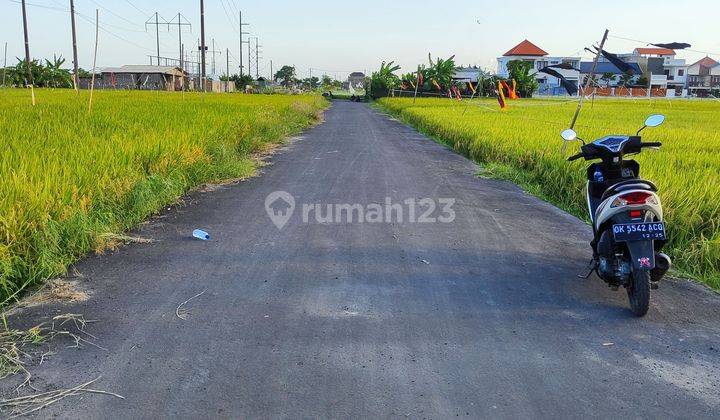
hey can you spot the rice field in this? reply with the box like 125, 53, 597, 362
0, 89, 327, 305
379, 97, 720, 288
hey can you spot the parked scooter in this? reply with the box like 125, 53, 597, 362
561, 115, 671, 316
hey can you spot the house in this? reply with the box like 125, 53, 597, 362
622, 48, 676, 92
687, 56, 720, 97
661, 56, 688, 95
579, 61, 643, 87
496, 39, 549, 77
99, 65, 188, 90
496, 40, 580, 96
347, 72, 365, 89
599, 48, 688, 95
633, 47, 675, 58
453, 66, 490, 83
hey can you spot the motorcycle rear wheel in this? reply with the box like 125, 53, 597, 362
627, 268, 650, 317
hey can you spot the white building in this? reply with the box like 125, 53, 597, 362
453, 66, 487, 83
496, 40, 580, 96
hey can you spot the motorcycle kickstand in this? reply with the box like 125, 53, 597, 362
577, 260, 597, 279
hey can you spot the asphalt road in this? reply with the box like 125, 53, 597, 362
5, 101, 720, 418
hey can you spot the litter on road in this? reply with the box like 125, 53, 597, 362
192, 229, 211, 241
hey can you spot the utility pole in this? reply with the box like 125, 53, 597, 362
21, 0, 32, 86
238, 11, 249, 77
199, 0, 206, 90
2, 42, 7, 86
170, 13, 191, 71
253, 37, 262, 79
270, 59, 273, 82
145, 12, 166, 65
69, 0, 79, 90
247, 36, 251, 80
209, 38, 222, 76
569, 29, 609, 130
225, 47, 229, 92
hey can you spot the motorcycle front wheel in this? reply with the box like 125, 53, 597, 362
627, 268, 651, 317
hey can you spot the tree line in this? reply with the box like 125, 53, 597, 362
368, 55, 542, 99
1, 56, 92, 88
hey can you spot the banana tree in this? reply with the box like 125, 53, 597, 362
425, 54, 456, 90
370, 60, 401, 98
43, 56, 72, 88
7, 57, 72, 88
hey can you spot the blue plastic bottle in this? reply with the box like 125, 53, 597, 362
192, 229, 210, 241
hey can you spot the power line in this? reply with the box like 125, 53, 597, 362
608, 34, 720, 58
123, 0, 146, 16
8, 0, 66, 12
87, 0, 142, 29
227, 0, 239, 15
46, 0, 147, 33
74, 12, 154, 54
219, 0, 239, 30
12, 0, 179, 64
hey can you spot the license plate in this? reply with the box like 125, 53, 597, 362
613, 222, 666, 242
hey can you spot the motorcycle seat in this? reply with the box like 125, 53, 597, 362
600, 179, 657, 203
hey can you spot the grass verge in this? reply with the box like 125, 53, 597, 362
377, 97, 720, 288
0, 89, 327, 305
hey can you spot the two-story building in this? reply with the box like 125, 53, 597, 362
687, 56, 720, 97
496, 40, 580, 96
577, 47, 689, 96
627, 48, 688, 94
346, 72, 366, 89
579, 61, 642, 87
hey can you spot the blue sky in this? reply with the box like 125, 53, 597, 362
1, 0, 719, 80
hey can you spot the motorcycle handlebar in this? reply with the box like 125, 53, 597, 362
642, 142, 662, 148
567, 141, 661, 162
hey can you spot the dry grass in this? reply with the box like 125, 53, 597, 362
18, 279, 89, 309
0, 314, 99, 391
0, 376, 124, 418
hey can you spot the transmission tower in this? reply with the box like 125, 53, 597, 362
145, 12, 168, 65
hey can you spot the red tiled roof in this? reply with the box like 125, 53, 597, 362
693, 56, 719, 68
634, 47, 675, 56
503, 40, 548, 57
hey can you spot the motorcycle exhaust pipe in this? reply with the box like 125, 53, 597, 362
651, 252, 671, 282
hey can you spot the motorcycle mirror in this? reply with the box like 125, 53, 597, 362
644, 114, 665, 128
560, 129, 577, 142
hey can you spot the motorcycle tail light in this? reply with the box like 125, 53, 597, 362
629, 210, 643, 218
611, 191, 657, 208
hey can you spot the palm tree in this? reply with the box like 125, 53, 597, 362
619, 71, 634, 87
600, 72, 615, 87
